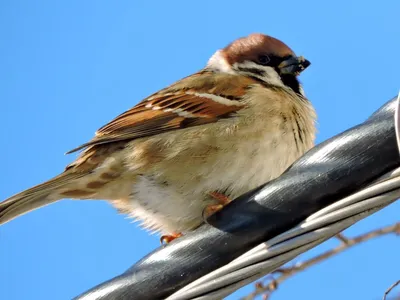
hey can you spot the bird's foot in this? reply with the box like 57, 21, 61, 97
208, 191, 231, 205
160, 232, 183, 244
202, 191, 232, 220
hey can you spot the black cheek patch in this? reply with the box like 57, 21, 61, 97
237, 66, 266, 77
280, 74, 301, 95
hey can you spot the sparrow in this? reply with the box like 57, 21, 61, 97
0, 33, 316, 243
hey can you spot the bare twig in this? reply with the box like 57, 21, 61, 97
335, 233, 350, 245
241, 222, 400, 300
383, 280, 400, 300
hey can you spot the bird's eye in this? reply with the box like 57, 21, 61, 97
257, 55, 271, 65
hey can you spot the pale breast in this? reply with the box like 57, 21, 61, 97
124, 87, 316, 234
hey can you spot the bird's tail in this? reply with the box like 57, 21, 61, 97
0, 173, 84, 225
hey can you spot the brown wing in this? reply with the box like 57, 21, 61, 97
66, 71, 257, 154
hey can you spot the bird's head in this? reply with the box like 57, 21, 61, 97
206, 33, 310, 96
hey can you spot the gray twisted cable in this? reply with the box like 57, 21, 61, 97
166, 93, 400, 300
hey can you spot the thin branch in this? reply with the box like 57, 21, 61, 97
383, 280, 400, 300
241, 222, 400, 300
335, 233, 350, 245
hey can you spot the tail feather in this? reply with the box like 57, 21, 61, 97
0, 173, 83, 225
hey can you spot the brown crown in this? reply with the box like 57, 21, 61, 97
222, 33, 295, 65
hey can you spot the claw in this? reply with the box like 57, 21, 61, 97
202, 204, 224, 220
208, 191, 231, 205
160, 232, 183, 244
202, 191, 232, 222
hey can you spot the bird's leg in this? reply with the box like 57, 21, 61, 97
202, 191, 232, 220
209, 191, 231, 204
160, 232, 183, 244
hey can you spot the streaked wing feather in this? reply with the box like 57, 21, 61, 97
67, 71, 255, 155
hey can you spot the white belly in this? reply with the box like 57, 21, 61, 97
129, 134, 303, 234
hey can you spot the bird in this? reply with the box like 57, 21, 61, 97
0, 33, 316, 243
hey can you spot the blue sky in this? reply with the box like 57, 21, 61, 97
0, 1, 399, 299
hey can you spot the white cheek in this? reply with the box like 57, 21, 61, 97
206, 50, 235, 74
233, 61, 285, 88
261, 67, 284, 87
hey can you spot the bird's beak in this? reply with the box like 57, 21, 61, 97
278, 56, 311, 75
